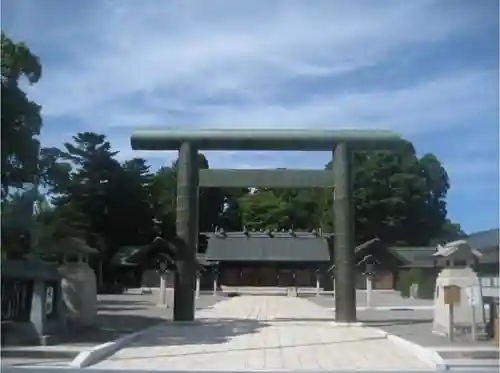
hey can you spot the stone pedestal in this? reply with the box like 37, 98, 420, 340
433, 267, 485, 337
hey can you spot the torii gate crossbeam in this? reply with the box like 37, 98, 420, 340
130, 128, 403, 323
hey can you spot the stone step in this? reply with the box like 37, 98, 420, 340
445, 358, 500, 368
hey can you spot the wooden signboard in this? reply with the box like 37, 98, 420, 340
443, 285, 461, 341
443, 285, 461, 305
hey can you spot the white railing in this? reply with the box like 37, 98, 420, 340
2, 367, 492, 373
480, 276, 500, 288
480, 276, 499, 299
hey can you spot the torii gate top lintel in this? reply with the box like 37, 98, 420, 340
135, 127, 404, 324
130, 128, 403, 151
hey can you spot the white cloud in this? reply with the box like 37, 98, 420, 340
4, 0, 498, 232
9, 0, 490, 129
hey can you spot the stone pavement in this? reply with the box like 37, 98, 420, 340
1, 292, 225, 368
93, 295, 435, 371
309, 294, 499, 371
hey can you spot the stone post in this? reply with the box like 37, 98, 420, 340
366, 275, 373, 308
158, 272, 167, 307
173, 142, 199, 321
366, 262, 374, 308
316, 270, 320, 296
333, 143, 356, 322
195, 272, 201, 299
213, 272, 218, 296
30, 280, 46, 340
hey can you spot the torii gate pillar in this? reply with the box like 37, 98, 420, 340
333, 143, 356, 321
174, 142, 199, 321
130, 129, 403, 322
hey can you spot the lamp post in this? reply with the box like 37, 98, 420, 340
357, 255, 378, 309
365, 262, 374, 309
158, 260, 168, 307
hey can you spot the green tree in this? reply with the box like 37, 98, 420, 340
419, 153, 451, 240
322, 142, 450, 246
1, 33, 43, 197
272, 188, 325, 230
239, 190, 289, 230
1, 188, 38, 258
431, 219, 466, 244
45, 132, 161, 283
49, 132, 124, 274
111, 157, 155, 245
151, 153, 225, 235
218, 188, 248, 231
150, 165, 177, 237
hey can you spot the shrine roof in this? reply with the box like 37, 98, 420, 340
205, 231, 330, 262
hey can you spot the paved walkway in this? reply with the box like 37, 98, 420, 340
93, 295, 435, 371
1, 292, 224, 368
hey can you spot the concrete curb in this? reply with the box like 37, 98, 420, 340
370, 328, 448, 371
384, 333, 448, 371
330, 306, 434, 311
69, 323, 161, 368
331, 322, 365, 327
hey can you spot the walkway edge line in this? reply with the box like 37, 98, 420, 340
70, 323, 161, 368
379, 330, 448, 371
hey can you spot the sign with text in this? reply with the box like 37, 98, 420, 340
466, 285, 481, 306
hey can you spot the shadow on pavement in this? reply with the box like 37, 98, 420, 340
128, 318, 268, 348
1, 349, 79, 360
56, 314, 169, 345
272, 317, 337, 322
360, 318, 432, 327
110, 320, 388, 361
58, 294, 227, 344
97, 305, 151, 312
97, 299, 152, 307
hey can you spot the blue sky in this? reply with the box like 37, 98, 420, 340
2, 0, 499, 233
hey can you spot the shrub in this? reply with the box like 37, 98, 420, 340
417, 275, 436, 299
396, 268, 436, 299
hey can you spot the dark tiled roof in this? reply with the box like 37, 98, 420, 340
388, 247, 436, 267
480, 248, 499, 264
354, 238, 382, 254
389, 242, 499, 267
466, 228, 499, 251
111, 246, 146, 266
111, 238, 177, 266
205, 232, 330, 262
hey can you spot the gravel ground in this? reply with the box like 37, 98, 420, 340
1, 290, 226, 367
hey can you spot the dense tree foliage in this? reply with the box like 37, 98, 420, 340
1, 32, 43, 197
1, 33, 466, 275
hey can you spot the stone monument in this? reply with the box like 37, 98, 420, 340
57, 238, 99, 327
432, 240, 485, 338
1, 257, 66, 345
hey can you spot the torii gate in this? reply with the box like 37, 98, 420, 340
130, 129, 403, 322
